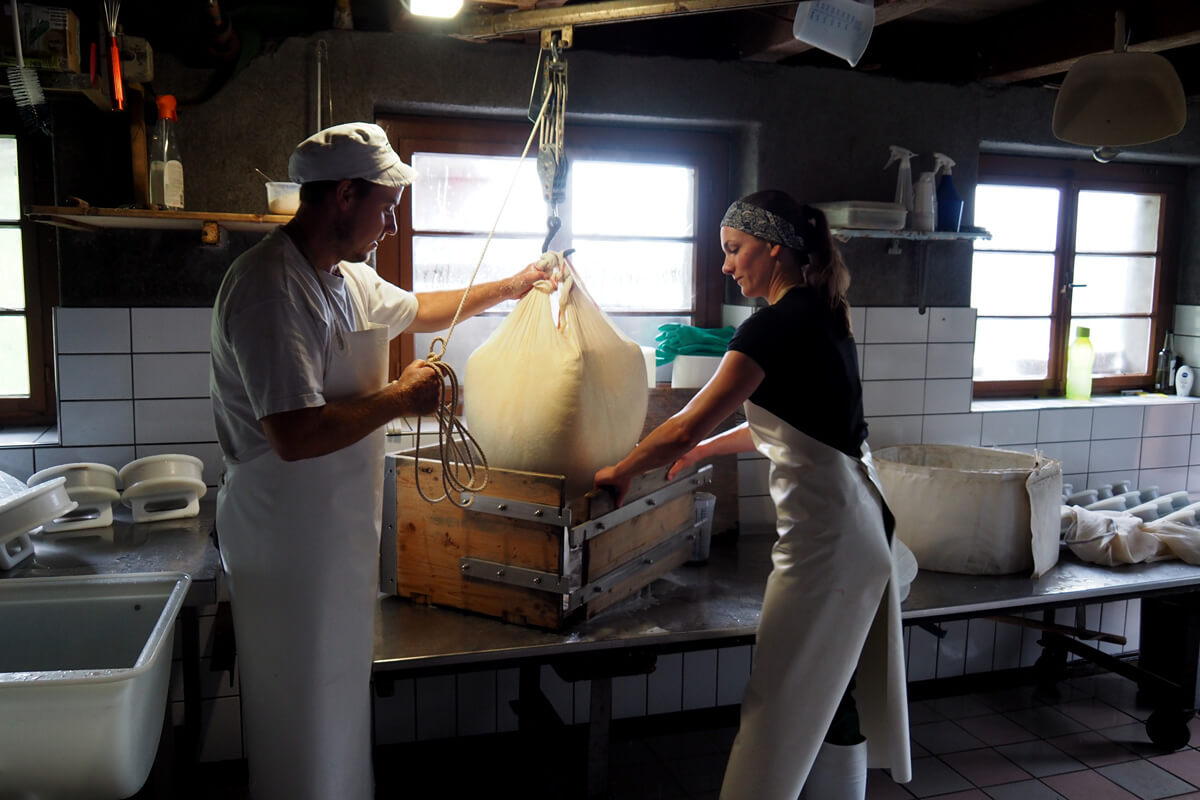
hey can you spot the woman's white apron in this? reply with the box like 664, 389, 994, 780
216, 289, 388, 800
719, 401, 911, 800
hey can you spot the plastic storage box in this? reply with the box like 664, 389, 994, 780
0, 572, 191, 798
814, 201, 907, 230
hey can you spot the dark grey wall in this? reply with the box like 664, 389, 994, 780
54, 29, 1200, 308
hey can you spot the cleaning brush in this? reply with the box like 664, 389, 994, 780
103, 0, 122, 111
6, 0, 49, 135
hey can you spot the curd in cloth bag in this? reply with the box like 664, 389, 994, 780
464, 252, 649, 496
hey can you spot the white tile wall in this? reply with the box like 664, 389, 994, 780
921, 413, 982, 446
923, 379, 973, 414
1037, 408, 1093, 443
981, 411, 1038, 446
133, 353, 211, 398
926, 342, 974, 379
132, 308, 213, 353
864, 307, 928, 343
57, 355, 132, 401
927, 307, 977, 343
1143, 404, 1193, 437
863, 344, 926, 380
54, 308, 130, 353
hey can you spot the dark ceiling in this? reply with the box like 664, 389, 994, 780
40, 0, 1200, 97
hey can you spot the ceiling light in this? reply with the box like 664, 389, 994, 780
403, 0, 463, 19
792, 0, 875, 68
1052, 11, 1186, 150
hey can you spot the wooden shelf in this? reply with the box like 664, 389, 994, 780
1, 71, 108, 111
28, 206, 290, 241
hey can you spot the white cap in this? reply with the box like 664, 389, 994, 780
288, 122, 416, 188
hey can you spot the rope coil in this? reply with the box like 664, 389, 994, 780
413, 79, 560, 506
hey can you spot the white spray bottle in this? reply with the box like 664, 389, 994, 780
913, 168, 936, 232
884, 145, 916, 225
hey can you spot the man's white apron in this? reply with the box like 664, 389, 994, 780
216, 288, 388, 800
719, 401, 911, 800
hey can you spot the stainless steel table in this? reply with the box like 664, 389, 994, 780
373, 532, 1200, 782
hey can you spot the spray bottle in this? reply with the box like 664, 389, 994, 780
913, 168, 936, 232
884, 146, 916, 226
933, 152, 963, 232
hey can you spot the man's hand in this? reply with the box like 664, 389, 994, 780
391, 359, 441, 416
507, 260, 559, 299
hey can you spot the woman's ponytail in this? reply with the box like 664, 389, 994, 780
798, 204, 852, 336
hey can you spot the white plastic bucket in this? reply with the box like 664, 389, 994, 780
792, 0, 875, 67
690, 492, 716, 563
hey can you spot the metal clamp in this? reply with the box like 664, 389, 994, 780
459, 557, 571, 593
460, 493, 570, 526
570, 465, 712, 546
564, 522, 698, 611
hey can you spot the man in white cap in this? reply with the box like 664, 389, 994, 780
209, 122, 551, 800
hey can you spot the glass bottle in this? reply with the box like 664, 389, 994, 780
1065, 326, 1094, 401
149, 94, 184, 210
1154, 330, 1176, 392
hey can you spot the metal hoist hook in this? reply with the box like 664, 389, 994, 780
529, 27, 571, 253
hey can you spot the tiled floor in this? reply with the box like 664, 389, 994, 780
195, 669, 1200, 799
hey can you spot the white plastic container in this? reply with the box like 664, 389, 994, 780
690, 491, 716, 563
28, 462, 121, 532
814, 201, 907, 230
792, 0, 875, 67
873, 444, 1063, 576
266, 181, 301, 215
119, 454, 207, 523
670, 355, 722, 389
0, 572, 191, 799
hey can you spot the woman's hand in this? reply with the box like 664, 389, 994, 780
593, 465, 632, 507
667, 447, 704, 480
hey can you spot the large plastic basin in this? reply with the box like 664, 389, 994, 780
0, 571, 191, 799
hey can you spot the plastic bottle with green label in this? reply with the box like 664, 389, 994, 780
1065, 326, 1094, 401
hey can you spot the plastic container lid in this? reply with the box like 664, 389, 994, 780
1076, 326, 1090, 338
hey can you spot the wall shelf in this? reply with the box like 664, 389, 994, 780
27, 206, 290, 243
830, 227, 991, 242
1, 71, 109, 111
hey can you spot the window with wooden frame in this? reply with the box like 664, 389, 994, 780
0, 124, 55, 426
971, 154, 1183, 398
375, 115, 730, 382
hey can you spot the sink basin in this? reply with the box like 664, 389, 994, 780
0, 571, 191, 799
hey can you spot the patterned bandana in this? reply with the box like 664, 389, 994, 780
720, 200, 806, 251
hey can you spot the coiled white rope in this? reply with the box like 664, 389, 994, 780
414, 88, 556, 506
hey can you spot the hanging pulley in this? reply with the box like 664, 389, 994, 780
529, 27, 571, 252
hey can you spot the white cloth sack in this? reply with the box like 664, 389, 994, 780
874, 445, 1062, 577
1061, 503, 1200, 566
464, 253, 648, 497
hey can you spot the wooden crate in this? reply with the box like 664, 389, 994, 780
381, 448, 712, 629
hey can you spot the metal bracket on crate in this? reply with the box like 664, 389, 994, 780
458, 558, 571, 593
564, 522, 699, 611
459, 493, 571, 527
459, 520, 700, 603
569, 465, 713, 547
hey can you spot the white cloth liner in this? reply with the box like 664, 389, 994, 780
1061, 503, 1200, 566
873, 445, 1063, 577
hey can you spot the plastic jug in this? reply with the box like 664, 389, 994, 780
912, 171, 936, 232
1065, 326, 1094, 401
792, 0, 875, 67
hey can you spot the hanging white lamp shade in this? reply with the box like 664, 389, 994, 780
1052, 11, 1186, 148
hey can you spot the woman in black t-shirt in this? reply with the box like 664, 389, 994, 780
595, 190, 910, 800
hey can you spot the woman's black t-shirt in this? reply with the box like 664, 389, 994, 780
727, 286, 867, 459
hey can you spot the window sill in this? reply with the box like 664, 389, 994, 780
0, 425, 59, 448
971, 394, 1200, 413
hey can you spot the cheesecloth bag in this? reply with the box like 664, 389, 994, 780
464, 252, 649, 497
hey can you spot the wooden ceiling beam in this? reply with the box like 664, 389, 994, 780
982, 0, 1200, 84
737, 0, 949, 63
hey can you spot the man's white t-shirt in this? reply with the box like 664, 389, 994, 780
210, 228, 418, 464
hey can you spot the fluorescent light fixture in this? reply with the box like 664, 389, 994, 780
1052, 11, 1186, 151
403, 0, 463, 18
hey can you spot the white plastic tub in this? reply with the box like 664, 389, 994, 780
0, 571, 191, 799
873, 444, 1062, 576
